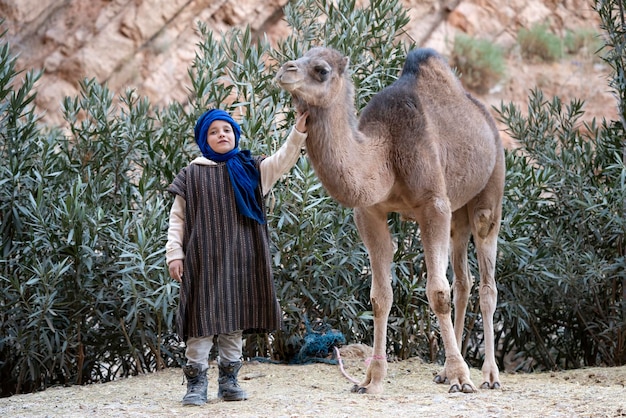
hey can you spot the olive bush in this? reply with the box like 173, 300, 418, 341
495, 91, 625, 370
490, 0, 625, 370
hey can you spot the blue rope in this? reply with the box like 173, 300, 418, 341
292, 329, 346, 364
252, 319, 346, 365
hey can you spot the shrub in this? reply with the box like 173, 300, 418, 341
495, 88, 625, 370
0, 49, 192, 396
450, 34, 506, 94
563, 28, 602, 56
518, 23, 563, 62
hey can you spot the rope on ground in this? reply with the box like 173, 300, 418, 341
333, 346, 360, 385
252, 319, 346, 365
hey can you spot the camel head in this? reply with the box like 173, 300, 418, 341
275, 47, 350, 111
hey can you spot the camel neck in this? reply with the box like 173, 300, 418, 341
304, 106, 391, 208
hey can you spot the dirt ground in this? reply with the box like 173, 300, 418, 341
2, 350, 625, 418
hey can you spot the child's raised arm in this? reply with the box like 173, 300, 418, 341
260, 111, 309, 194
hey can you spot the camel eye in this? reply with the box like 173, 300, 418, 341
314, 66, 330, 81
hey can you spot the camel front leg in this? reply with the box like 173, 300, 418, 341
353, 207, 393, 395
471, 205, 502, 390
418, 198, 476, 394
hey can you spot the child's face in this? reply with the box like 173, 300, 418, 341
206, 120, 236, 154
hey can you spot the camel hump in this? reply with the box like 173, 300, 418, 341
401, 48, 442, 77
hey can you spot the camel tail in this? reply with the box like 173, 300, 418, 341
401, 48, 442, 78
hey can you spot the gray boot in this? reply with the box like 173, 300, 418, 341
217, 361, 248, 401
182, 363, 208, 406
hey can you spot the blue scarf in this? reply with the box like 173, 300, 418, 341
194, 109, 265, 224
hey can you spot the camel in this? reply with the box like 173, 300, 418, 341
275, 47, 505, 394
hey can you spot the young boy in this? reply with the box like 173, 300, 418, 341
166, 108, 307, 405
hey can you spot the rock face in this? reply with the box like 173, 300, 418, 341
1, 0, 290, 123
0, 0, 610, 126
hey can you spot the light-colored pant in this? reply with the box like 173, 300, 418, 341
185, 330, 243, 369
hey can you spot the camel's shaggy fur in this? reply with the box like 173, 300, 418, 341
276, 47, 505, 394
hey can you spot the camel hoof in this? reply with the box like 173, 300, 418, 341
449, 383, 475, 394
434, 375, 448, 385
462, 383, 475, 393
351, 385, 367, 394
480, 381, 501, 390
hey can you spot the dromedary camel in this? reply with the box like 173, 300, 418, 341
276, 47, 504, 394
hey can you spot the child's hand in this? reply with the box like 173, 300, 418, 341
169, 259, 184, 282
295, 110, 309, 133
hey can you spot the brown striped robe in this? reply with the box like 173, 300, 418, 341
167, 157, 281, 341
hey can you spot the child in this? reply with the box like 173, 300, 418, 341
166, 108, 308, 405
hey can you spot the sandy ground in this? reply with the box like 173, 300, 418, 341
2, 355, 625, 418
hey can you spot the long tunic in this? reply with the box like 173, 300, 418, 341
167, 159, 280, 340
165, 127, 307, 341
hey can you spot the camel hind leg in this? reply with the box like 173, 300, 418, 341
468, 159, 504, 389
352, 206, 393, 394
450, 207, 474, 350
434, 206, 474, 385
468, 201, 502, 389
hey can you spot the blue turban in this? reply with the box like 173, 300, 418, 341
194, 109, 265, 224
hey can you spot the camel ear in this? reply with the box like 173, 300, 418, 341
338, 56, 349, 74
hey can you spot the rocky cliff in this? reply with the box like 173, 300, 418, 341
0, 0, 612, 127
